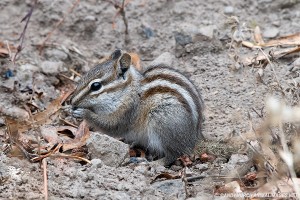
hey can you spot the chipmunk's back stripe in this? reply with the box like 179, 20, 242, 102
140, 86, 192, 114
141, 82, 198, 123
142, 73, 202, 114
142, 66, 202, 123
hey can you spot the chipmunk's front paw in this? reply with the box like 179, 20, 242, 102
72, 107, 86, 118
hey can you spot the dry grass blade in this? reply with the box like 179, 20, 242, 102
151, 173, 180, 183
31, 143, 62, 162
12, 0, 38, 62
42, 159, 48, 200
263, 32, 300, 47
49, 153, 91, 164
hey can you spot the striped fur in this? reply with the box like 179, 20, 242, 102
71, 50, 204, 166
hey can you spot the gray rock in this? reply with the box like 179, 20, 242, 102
263, 27, 279, 38
0, 117, 4, 126
292, 57, 300, 68
195, 163, 209, 170
174, 23, 222, 57
45, 49, 68, 61
19, 64, 39, 72
1, 77, 15, 91
174, 23, 198, 46
86, 132, 129, 167
151, 179, 186, 199
91, 159, 103, 168
150, 52, 175, 67
0, 101, 29, 120
228, 154, 250, 164
198, 25, 217, 39
40, 61, 66, 74
224, 6, 234, 15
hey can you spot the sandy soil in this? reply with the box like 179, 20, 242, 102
1, 0, 300, 199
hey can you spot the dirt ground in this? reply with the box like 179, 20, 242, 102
1, 0, 300, 199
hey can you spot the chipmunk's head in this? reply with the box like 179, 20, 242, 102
71, 49, 138, 114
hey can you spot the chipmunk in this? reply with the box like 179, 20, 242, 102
71, 49, 204, 166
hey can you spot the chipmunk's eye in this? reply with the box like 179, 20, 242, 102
90, 82, 102, 91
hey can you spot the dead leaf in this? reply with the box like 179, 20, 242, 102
241, 46, 300, 66
62, 120, 90, 152
245, 172, 257, 181
0, 48, 9, 57
5, 118, 20, 141
254, 26, 265, 45
151, 172, 180, 183
0, 41, 16, 57
40, 125, 61, 145
32, 92, 67, 125
57, 126, 78, 138
200, 153, 216, 163
179, 155, 193, 166
263, 32, 300, 47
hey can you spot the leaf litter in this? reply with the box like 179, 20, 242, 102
4, 90, 91, 164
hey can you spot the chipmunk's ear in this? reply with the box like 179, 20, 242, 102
110, 49, 123, 60
118, 53, 131, 79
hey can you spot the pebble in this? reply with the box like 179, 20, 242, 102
263, 27, 279, 38
224, 6, 234, 15
195, 163, 209, 171
40, 61, 65, 74
198, 25, 216, 39
20, 64, 39, 72
91, 159, 103, 168
45, 49, 68, 61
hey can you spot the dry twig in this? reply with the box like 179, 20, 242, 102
42, 158, 48, 200
104, 0, 131, 43
12, 0, 38, 62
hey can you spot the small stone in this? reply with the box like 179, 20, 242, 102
134, 165, 149, 174
151, 179, 186, 199
198, 25, 216, 39
91, 159, 103, 168
228, 154, 250, 164
174, 23, 198, 46
263, 27, 279, 38
140, 23, 154, 39
0, 117, 4, 126
0, 102, 29, 120
86, 132, 129, 167
45, 49, 68, 61
20, 64, 39, 72
195, 163, 209, 170
292, 57, 300, 68
150, 52, 175, 67
1, 77, 16, 90
40, 61, 66, 74
192, 56, 199, 61
224, 6, 234, 15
